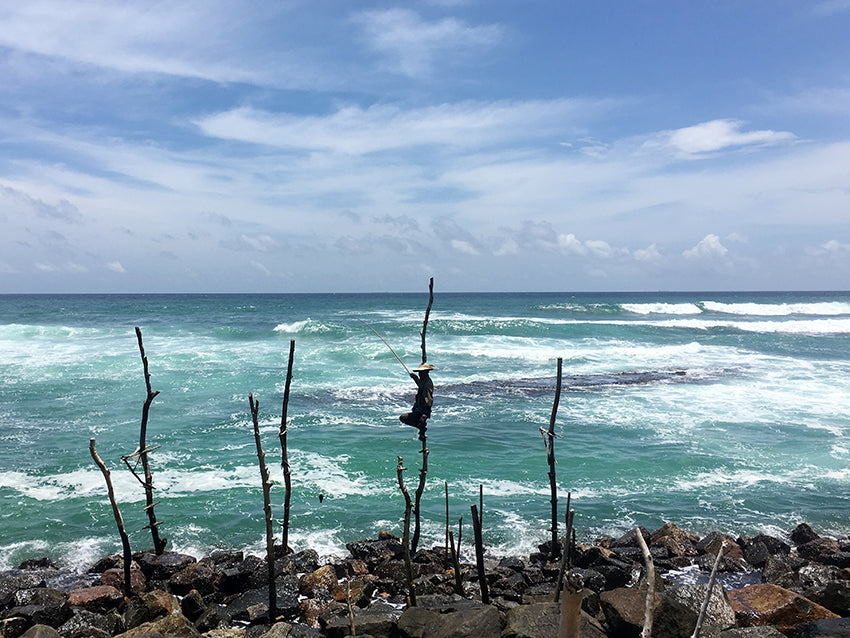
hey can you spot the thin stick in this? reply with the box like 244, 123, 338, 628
396, 456, 417, 606
90, 438, 132, 598
420, 277, 434, 364
411, 424, 428, 554
546, 357, 563, 557
250, 394, 277, 622
445, 481, 449, 560
554, 504, 574, 603
279, 339, 295, 553
691, 542, 726, 638
347, 580, 356, 637
636, 528, 656, 638
359, 319, 411, 376
448, 530, 464, 596
470, 504, 489, 604
132, 327, 166, 554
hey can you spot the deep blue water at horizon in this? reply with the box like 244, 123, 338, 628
1, 290, 849, 571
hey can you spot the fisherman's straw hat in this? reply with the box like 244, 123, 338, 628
414, 363, 436, 371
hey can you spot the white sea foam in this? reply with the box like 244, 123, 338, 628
622, 303, 703, 315
702, 301, 850, 316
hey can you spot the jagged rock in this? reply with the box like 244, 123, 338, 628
301, 565, 338, 598
19, 625, 61, 638
195, 603, 232, 633
331, 575, 377, 608
812, 579, 850, 616
795, 617, 850, 637
728, 583, 839, 634
58, 608, 123, 637
718, 628, 785, 637
761, 553, 808, 586
16, 560, 57, 572
66, 586, 123, 614
345, 538, 403, 568
738, 534, 789, 568
169, 560, 217, 596
254, 621, 291, 638
600, 585, 659, 637
501, 601, 607, 638
133, 552, 196, 581
286, 624, 322, 638
225, 589, 273, 623
791, 524, 820, 546
798, 538, 850, 568
179, 589, 206, 622
0, 616, 30, 638
113, 611, 200, 637
209, 550, 244, 569
204, 629, 246, 638
612, 527, 651, 548
288, 550, 320, 575
654, 583, 735, 638
100, 567, 146, 594
394, 601, 498, 638
0, 572, 51, 606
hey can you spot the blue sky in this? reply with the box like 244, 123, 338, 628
1, 1, 849, 293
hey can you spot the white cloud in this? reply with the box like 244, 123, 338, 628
633, 244, 662, 262
450, 239, 479, 255
106, 261, 126, 273
352, 8, 502, 77
657, 119, 795, 157
493, 238, 519, 256
557, 233, 587, 255
196, 98, 598, 155
683, 234, 729, 260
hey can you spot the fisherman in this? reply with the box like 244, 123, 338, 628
399, 362, 435, 429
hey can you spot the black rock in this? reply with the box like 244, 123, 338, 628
791, 524, 820, 546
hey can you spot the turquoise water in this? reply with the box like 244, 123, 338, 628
1, 291, 849, 570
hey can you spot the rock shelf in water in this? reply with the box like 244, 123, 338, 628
2, 522, 850, 638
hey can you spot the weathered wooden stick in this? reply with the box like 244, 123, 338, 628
546, 357, 563, 557
133, 327, 166, 555
279, 339, 295, 554
411, 425, 428, 554
636, 528, 656, 638
470, 504, 489, 604
420, 277, 434, 364
558, 573, 584, 638
444, 481, 449, 560
90, 438, 132, 598
691, 542, 726, 638
396, 456, 417, 606
554, 504, 574, 603
250, 394, 278, 622
347, 580, 356, 637
448, 530, 464, 596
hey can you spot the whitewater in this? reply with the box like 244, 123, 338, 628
1, 291, 848, 571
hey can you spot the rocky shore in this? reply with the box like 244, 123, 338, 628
2, 522, 850, 638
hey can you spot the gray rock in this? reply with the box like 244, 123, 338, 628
502, 602, 607, 638
324, 601, 402, 638
795, 617, 850, 637
19, 625, 61, 638
395, 601, 499, 638
791, 524, 820, 546
718, 628, 785, 637
654, 583, 735, 638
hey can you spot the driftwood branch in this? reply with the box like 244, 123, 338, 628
411, 278, 433, 554
691, 542, 726, 638
636, 528, 656, 638
470, 503, 489, 604
132, 327, 166, 555
279, 339, 295, 553
448, 529, 464, 596
554, 500, 573, 602
90, 438, 132, 598
250, 394, 278, 622
396, 456, 417, 606
546, 357, 563, 557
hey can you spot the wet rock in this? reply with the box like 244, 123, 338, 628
798, 538, 850, 568
288, 550, 320, 575
66, 586, 123, 614
718, 628, 786, 637
795, 617, 850, 637
728, 583, 839, 634
0, 572, 51, 606
654, 583, 735, 638
195, 603, 232, 633
812, 579, 850, 617
600, 585, 654, 637
0, 616, 30, 638
179, 589, 206, 623
739, 534, 790, 569
345, 537, 403, 569
16, 560, 57, 572
133, 552, 197, 582
301, 565, 337, 598
58, 608, 123, 637
208, 550, 244, 569
99, 567, 146, 595
791, 524, 820, 546
612, 527, 651, 548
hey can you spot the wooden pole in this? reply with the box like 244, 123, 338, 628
90, 438, 132, 598
691, 542, 726, 638
250, 394, 277, 622
636, 528, 656, 638
411, 278, 434, 554
420, 277, 434, 365
279, 339, 295, 553
470, 504, 489, 604
448, 530, 464, 596
396, 456, 417, 606
546, 357, 563, 557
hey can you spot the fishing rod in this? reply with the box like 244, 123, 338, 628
358, 319, 412, 376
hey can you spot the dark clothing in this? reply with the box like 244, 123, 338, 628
399, 371, 433, 428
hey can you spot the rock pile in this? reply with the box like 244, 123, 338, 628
2, 523, 849, 637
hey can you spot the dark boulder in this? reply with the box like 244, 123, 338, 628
132, 552, 196, 582
791, 524, 820, 547
795, 617, 850, 637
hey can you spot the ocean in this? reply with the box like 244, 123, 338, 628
1, 291, 849, 571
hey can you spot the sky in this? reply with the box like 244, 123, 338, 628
1, 1, 849, 293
